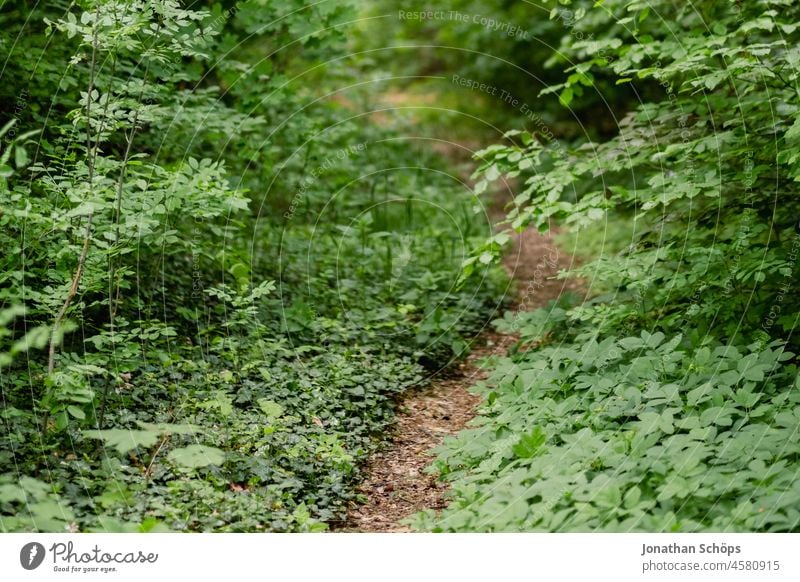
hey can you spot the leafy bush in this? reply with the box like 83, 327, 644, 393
0, 0, 505, 531
416, 331, 800, 531
417, 0, 800, 532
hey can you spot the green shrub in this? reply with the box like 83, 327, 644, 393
418, 0, 800, 532
0, 0, 505, 531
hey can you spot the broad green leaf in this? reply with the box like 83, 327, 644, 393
84, 429, 160, 455
257, 399, 284, 418
511, 427, 546, 459
167, 445, 225, 468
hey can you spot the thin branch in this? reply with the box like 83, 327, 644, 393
43, 4, 102, 436
46, 4, 101, 380
46, 215, 94, 377
144, 435, 169, 481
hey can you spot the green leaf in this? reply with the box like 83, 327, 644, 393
67, 405, 85, 420
623, 486, 642, 509
84, 429, 160, 455
136, 422, 198, 435
257, 399, 284, 419
687, 382, 713, 406
484, 164, 501, 181
785, 117, 800, 142
167, 444, 225, 468
559, 87, 573, 107
14, 146, 28, 168
512, 427, 546, 459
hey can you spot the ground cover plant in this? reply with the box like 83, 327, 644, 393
1, 0, 798, 535
412, 0, 800, 532
0, 0, 505, 532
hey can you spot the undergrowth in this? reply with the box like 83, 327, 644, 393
414, 0, 800, 533
0, 1, 506, 532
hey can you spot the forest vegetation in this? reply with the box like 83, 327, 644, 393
1, 0, 799, 532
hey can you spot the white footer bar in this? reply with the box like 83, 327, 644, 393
1, 533, 796, 581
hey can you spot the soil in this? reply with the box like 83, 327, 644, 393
336, 226, 576, 532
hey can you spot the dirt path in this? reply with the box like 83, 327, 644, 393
338, 227, 576, 532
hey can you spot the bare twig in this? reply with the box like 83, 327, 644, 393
144, 435, 169, 480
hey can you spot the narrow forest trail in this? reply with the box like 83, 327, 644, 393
339, 226, 578, 532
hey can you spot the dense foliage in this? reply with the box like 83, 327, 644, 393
3, 0, 798, 534
0, 0, 504, 532
414, 0, 800, 532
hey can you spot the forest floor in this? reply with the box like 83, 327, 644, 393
340, 225, 578, 531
